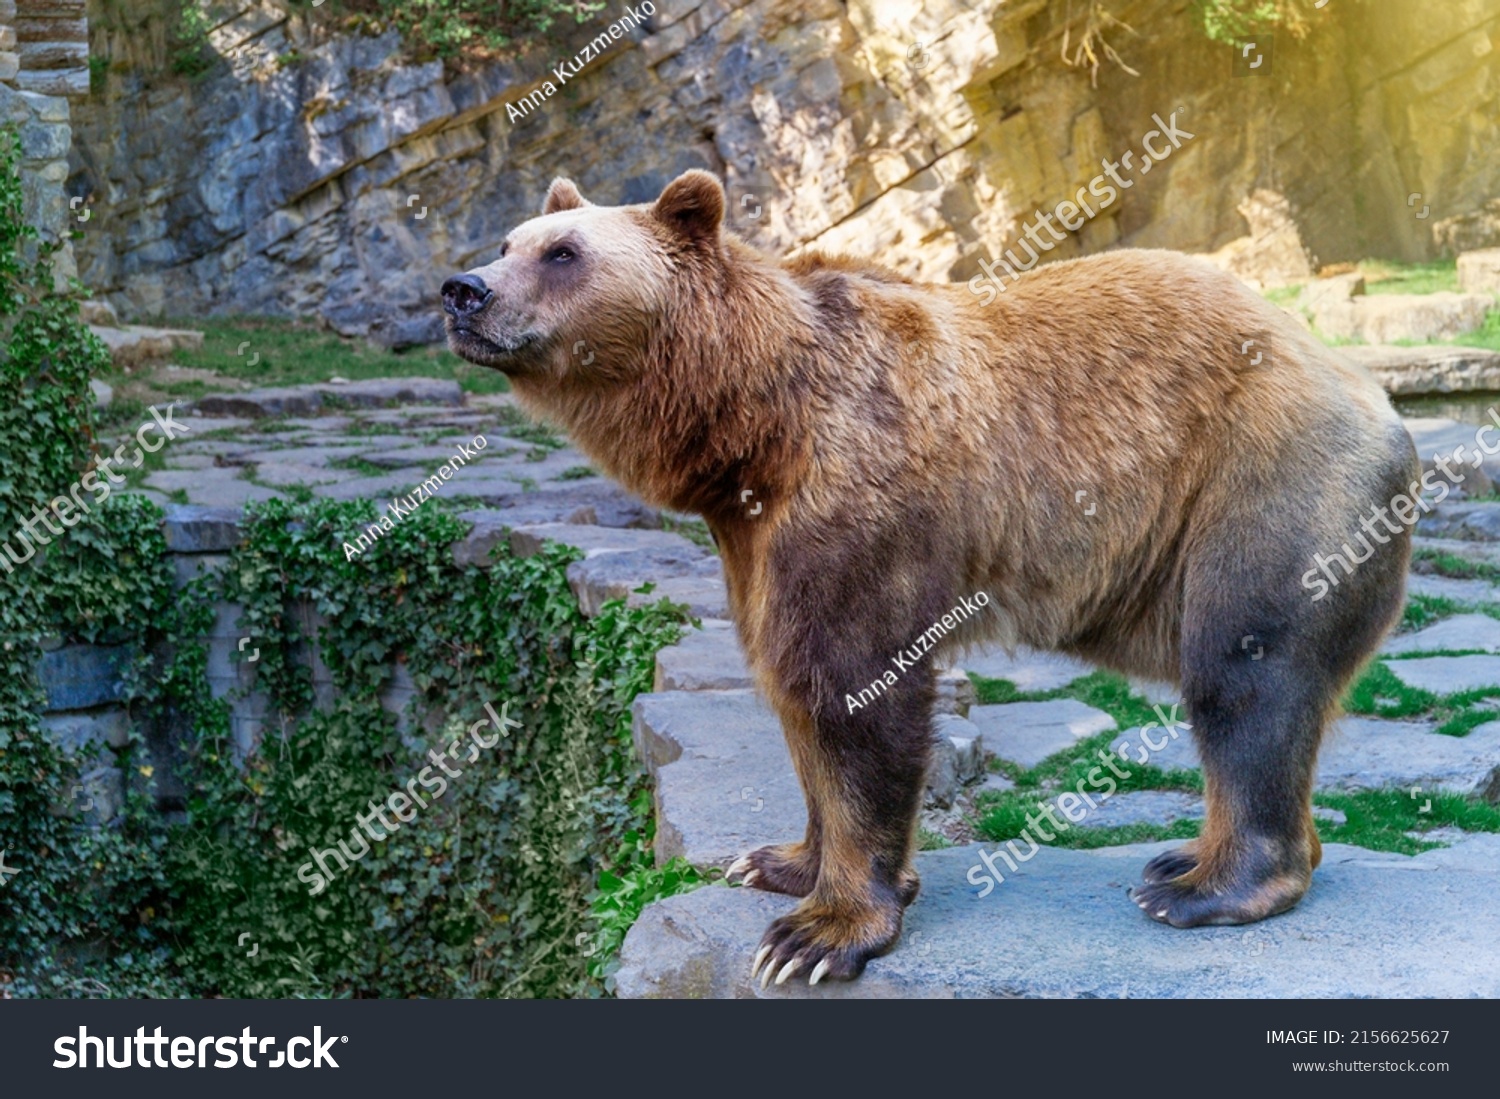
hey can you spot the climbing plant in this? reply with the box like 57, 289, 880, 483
1194, 0, 1324, 42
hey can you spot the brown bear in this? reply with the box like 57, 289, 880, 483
442, 170, 1416, 986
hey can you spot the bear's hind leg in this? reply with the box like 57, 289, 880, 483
1131, 498, 1407, 926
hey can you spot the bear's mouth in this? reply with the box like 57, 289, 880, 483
445, 323, 540, 369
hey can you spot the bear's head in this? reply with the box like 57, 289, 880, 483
441, 170, 727, 384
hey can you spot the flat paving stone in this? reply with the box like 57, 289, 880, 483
1069, 790, 1205, 829
954, 646, 1093, 690
616, 835, 1500, 998
1406, 573, 1500, 603
1386, 654, 1500, 693
354, 444, 496, 470
145, 469, 281, 507
252, 462, 351, 487
233, 444, 369, 468
1110, 716, 1500, 799
967, 700, 1117, 769
310, 471, 436, 502
1383, 613, 1500, 655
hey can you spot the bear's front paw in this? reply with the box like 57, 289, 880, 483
726, 842, 819, 897
749, 898, 902, 988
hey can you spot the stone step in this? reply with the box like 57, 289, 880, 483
1312, 292, 1491, 344
615, 836, 1500, 998
632, 689, 989, 868
1341, 344, 1500, 395
90, 323, 204, 367
632, 689, 803, 871
191, 378, 464, 418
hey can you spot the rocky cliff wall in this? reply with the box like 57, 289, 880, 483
66, 0, 1500, 345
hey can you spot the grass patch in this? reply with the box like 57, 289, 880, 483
1342, 658, 1500, 736
1401, 594, 1463, 632
1341, 660, 1438, 718
162, 315, 512, 395
916, 828, 952, 851
558, 465, 597, 481
1411, 548, 1500, 583
660, 514, 717, 552
1315, 790, 1500, 855
329, 456, 390, 478
1262, 283, 1304, 309
1358, 258, 1459, 297
495, 405, 565, 449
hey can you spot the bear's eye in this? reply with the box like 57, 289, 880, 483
499, 241, 510, 258
545, 246, 576, 264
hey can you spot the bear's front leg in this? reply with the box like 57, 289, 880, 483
747, 673, 932, 987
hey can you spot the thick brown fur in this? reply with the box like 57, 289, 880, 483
443, 170, 1416, 984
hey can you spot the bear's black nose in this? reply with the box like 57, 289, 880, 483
441, 273, 493, 318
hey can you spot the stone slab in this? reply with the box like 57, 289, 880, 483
1110, 716, 1500, 799
1382, 613, 1500, 655
953, 646, 1093, 690
615, 836, 1500, 998
1406, 573, 1500, 603
1341, 344, 1500, 395
967, 700, 1117, 770
160, 505, 243, 553
509, 523, 704, 560
632, 690, 803, 869
35, 643, 135, 711
654, 621, 753, 692
1386, 654, 1500, 694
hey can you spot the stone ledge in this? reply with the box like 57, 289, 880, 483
616, 836, 1500, 998
192, 378, 464, 418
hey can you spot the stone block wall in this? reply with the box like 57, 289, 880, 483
32, 504, 510, 821
1, 0, 86, 279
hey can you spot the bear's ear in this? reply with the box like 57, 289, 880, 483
653, 170, 724, 241
543, 178, 589, 215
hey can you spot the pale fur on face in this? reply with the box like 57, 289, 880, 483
447, 198, 672, 379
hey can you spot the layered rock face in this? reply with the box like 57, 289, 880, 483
66, 0, 1500, 343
